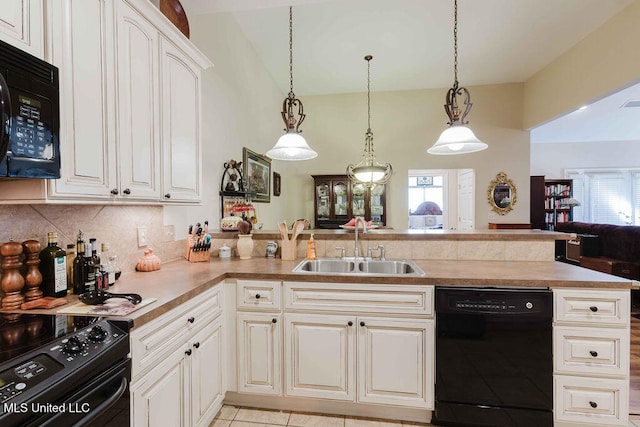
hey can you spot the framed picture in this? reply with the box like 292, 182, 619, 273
273, 172, 281, 196
243, 147, 271, 202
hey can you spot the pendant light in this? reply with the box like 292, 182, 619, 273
427, 0, 487, 155
266, 6, 317, 161
346, 55, 392, 186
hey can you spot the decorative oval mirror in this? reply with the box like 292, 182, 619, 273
487, 172, 517, 215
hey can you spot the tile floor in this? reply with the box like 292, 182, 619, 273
211, 407, 640, 427
210, 406, 433, 427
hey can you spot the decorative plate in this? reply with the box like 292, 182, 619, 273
160, 0, 190, 38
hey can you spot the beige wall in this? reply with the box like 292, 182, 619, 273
165, 12, 288, 238
280, 83, 530, 230
524, 0, 640, 129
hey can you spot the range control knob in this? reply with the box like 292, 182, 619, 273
87, 325, 108, 342
525, 302, 533, 309
62, 336, 85, 355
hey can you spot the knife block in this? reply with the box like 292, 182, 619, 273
184, 235, 210, 263
280, 239, 297, 261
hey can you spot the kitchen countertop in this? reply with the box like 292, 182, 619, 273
7, 258, 634, 327
8, 257, 632, 328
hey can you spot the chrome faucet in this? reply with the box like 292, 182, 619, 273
353, 216, 367, 261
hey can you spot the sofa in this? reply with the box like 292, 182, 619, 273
555, 222, 640, 280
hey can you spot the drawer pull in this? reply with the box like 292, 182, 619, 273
193, 342, 200, 349
187, 317, 195, 324
185, 349, 192, 356
589, 350, 598, 357
272, 318, 277, 324
123, 188, 131, 195
347, 321, 353, 327
360, 321, 366, 327
589, 401, 597, 408
589, 306, 598, 312
255, 294, 261, 299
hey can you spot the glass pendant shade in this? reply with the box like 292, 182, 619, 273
267, 130, 317, 160
427, 124, 487, 155
428, 0, 487, 156
346, 55, 392, 186
266, 6, 317, 162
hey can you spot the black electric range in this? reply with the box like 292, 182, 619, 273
0, 313, 131, 427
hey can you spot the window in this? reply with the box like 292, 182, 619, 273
566, 169, 639, 225
408, 172, 444, 229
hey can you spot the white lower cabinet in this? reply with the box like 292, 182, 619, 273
237, 312, 282, 395
283, 313, 432, 408
553, 288, 630, 426
131, 283, 224, 427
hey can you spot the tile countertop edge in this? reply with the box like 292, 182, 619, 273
9, 257, 631, 329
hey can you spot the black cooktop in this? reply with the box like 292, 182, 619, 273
0, 314, 101, 365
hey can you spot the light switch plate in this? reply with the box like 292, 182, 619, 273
137, 226, 147, 247
163, 225, 175, 242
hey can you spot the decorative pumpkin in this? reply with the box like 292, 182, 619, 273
136, 248, 161, 272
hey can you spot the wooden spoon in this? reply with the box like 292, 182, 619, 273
278, 221, 289, 241
291, 221, 305, 241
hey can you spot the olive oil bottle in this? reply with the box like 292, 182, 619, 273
39, 232, 68, 297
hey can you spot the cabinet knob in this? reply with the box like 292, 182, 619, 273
185, 349, 192, 356
255, 294, 261, 299
347, 321, 353, 327
360, 321, 365, 327
187, 317, 195, 324
164, 193, 171, 199
123, 188, 131, 195
589, 401, 597, 408
193, 342, 200, 349
589, 306, 598, 312
272, 318, 277, 324
110, 188, 119, 195
589, 350, 598, 357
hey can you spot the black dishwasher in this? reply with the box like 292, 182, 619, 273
433, 287, 553, 427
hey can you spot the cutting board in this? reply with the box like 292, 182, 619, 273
57, 298, 156, 316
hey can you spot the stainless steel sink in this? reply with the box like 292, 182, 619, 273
292, 258, 425, 277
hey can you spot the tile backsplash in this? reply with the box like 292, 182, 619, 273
0, 205, 184, 273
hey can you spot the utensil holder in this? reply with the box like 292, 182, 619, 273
281, 239, 297, 261
184, 235, 211, 263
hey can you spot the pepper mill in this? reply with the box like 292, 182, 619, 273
22, 239, 43, 302
1, 241, 25, 310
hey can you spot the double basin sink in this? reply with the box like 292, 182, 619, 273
292, 258, 425, 277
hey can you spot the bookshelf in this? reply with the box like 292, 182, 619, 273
530, 176, 574, 230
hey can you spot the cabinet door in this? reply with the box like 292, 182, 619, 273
284, 313, 355, 401
160, 37, 201, 202
131, 345, 189, 427
47, 0, 117, 198
357, 317, 433, 408
115, 0, 160, 200
190, 317, 224, 427
0, 0, 44, 59
237, 313, 282, 395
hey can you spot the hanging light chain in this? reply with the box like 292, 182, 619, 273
366, 55, 372, 131
453, 0, 458, 86
288, 6, 294, 97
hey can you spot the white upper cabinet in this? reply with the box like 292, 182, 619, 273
47, 0, 117, 199
0, 0, 44, 59
160, 37, 202, 202
0, 0, 212, 204
115, 0, 161, 200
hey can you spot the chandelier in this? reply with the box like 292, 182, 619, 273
266, 6, 317, 161
346, 55, 392, 186
427, 0, 487, 155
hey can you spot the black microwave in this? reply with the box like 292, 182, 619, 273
0, 39, 60, 178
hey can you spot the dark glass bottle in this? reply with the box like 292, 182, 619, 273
90, 238, 100, 267
82, 243, 96, 292
39, 232, 68, 297
73, 241, 86, 294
